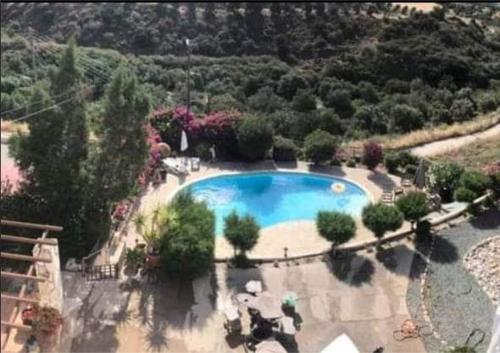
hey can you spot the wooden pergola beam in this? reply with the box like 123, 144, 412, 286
0, 252, 52, 263
0, 271, 46, 282
1, 293, 39, 304
1, 234, 58, 246
1, 220, 63, 232
0, 320, 32, 331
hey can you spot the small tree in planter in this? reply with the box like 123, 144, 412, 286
362, 203, 403, 249
316, 211, 356, 256
31, 304, 63, 352
362, 141, 383, 171
133, 205, 178, 267
224, 211, 260, 267
395, 191, 429, 230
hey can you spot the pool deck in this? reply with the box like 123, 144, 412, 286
117, 160, 410, 260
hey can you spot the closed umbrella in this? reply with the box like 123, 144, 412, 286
180, 130, 189, 152
414, 158, 426, 189
487, 305, 500, 353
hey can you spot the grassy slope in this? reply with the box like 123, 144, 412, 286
429, 132, 500, 169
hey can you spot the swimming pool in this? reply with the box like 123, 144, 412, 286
184, 171, 371, 236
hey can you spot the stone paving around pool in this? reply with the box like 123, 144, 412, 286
70, 238, 425, 353
109, 161, 409, 261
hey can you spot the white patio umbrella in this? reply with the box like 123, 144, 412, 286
320, 333, 360, 353
255, 340, 287, 353
255, 292, 283, 320
414, 158, 427, 189
245, 280, 263, 294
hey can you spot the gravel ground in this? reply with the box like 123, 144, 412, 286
407, 207, 500, 353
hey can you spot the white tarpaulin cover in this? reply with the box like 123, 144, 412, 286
320, 333, 360, 353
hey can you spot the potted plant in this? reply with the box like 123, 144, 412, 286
133, 206, 178, 268
31, 304, 63, 352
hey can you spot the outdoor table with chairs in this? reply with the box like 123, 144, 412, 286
223, 281, 301, 353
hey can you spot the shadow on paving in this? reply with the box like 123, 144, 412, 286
327, 253, 375, 286
375, 244, 428, 280
307, 164, 347, 177
134, 272, 211, 353
367, 170, 397, 190
469, 206, 500, 230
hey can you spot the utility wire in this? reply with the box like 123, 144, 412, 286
0, 88, 77, 117
9, 95, 78, 123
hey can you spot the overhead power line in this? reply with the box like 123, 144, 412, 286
0, 88, 77, 117
9, 95, 78, 123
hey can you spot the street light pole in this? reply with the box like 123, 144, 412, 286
185, 38, 191, 120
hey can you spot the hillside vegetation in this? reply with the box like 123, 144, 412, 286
2, 3, 500, 145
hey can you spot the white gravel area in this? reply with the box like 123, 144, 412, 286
464, 235, 500, 305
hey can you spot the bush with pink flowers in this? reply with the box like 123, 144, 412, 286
362, 141, 383, 171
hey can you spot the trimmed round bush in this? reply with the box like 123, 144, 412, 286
236, 114, 274, 161
395, 191, 429, 226
272, 135, 298, 161
454, 187, 477, 203
224, 211, 260, 258
459, 170, 490, 195
384, 152, 399, 173
362, 203, 404, 246
303, 129, 337, 165
316, 211, 356, 250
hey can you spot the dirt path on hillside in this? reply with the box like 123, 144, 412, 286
411, 123, 500, 157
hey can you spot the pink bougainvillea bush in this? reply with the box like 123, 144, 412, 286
150, 106, 242, 156
362, 141, 383, 171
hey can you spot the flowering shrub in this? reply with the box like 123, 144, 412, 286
362, 141, 383, 171
112, 200, 130, 222
151, 106, 241, 145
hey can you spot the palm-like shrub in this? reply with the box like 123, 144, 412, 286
316, 211, 356, 253
160, 192, 215, 278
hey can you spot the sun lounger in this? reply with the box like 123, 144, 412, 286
162, 158, 189, 175
191, 157, 200, 171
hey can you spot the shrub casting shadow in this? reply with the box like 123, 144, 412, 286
375, 244, 424, 279
328, 253, 374, 287
428, 235, 459, 264
469, 207, 500, 230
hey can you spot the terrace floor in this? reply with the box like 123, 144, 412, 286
70, 237, 426, 353
104, 160, 410, 262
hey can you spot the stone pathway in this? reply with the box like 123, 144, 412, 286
410, 122, 500, 157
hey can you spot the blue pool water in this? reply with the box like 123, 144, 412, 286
185, 172, 371, 236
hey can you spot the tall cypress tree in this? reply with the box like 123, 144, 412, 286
11, 39, 89, 258
91, 64, 151, 204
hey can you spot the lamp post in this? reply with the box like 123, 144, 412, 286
185, 38, 191, 120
